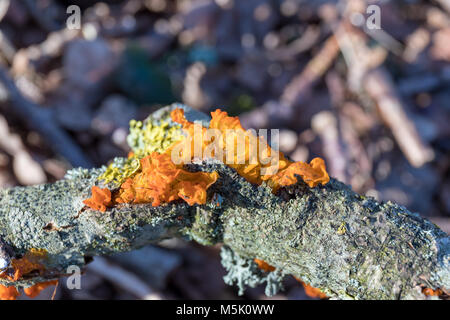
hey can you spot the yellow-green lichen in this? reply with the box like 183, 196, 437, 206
98, 119, 183, 187
127, 119, 182, 156
337, 222, 347, 235
98, 157, 141, 187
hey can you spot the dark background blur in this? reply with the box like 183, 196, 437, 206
0, 0, 449, 300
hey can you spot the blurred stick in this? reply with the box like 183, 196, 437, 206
325, 71, 373, 190
334, 21, 434, 168
311, 111, 348, 183
436, 0, 450, 14
87, 257, 163, 300
0, 66, 94, 168
280, 34, 340, 107
363, 68, 435, 167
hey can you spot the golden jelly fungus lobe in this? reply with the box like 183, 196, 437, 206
83, 186, 112, 212
0, 284, 19, 300
254, 258, 276, 272
293, 277, 328, 299
24, 280, 58, 298
114, 152, 218, 206
169, 108, 330, 191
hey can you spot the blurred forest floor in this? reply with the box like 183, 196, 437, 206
0, 0, 449, 300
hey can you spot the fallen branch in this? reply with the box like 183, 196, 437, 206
0, 67, 94, 168
87, 257, 163, 300
0, 105, 448, 300
332, 19, 435, 168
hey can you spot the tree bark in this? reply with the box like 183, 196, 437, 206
0, 106, 448, 300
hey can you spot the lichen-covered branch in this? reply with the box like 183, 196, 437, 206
0, 105, 448, 300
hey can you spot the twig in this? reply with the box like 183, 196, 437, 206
87, 257, 163, 300
280, 34, 340, 108
0, 67, 94, 168
435, 0, 450, 14
363, 68, 435, 167
332, 20, 434, 168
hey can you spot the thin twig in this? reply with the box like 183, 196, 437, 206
0, 66, 94, 168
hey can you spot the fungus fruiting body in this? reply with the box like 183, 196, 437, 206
114, 152, 218, 206
83, 186, 112, 213
294, 277, 328, 299
23, 280, 58, 298
0, 248, 48, 282
0, 249, 58, 300
422, 287, 443, 297
169, 108, 329, 191
83, 107, 329, 216
0, 280, 58, 300
254, 258, 328, 299
254, 258, 276, 272
0, 284, 19, 300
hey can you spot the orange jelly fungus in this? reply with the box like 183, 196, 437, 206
24, 280, 58, 298
115, 152, 219, 206
253, 259, 326, 299
422, 287, 443, 297
254, 258, 276, 272
0, 284, 20, 300
0, 249, 52, 300
0, 280, 58, 300
83, 108, 329, 211
83, 186, 112, 212
0, 248, 48, 282
169, 108, 330, 192
294, 277, 327, 299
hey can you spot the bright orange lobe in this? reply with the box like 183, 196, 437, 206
114, 152, 218, 206
83, 186, 112, 212
0, 284, 19, 300
254, 258, 276, 272
294, 277, 328, 299
170, 108, 330, 192
24, 280, 58, 298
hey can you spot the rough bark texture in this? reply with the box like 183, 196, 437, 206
0, 105, 448, 300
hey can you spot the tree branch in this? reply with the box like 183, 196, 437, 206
0, 105, 448, 300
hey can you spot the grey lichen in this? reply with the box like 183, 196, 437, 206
64, 166, 106, 181
220, 245, 285, 296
